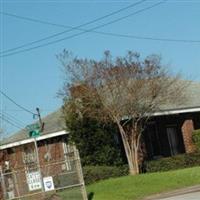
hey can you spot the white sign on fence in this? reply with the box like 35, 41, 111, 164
26, 171, 42, 191
43, 176, 55, 192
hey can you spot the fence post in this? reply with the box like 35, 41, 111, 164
0, 166, 6, 199
13, 171, 20, 198
33, 139, 45, 197
73, 146, 88, 200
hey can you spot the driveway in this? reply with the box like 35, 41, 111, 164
144, 185, 200, 200
158, 191, 200, 200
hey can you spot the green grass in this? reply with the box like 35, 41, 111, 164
86, 167, 200, 200
57, 187, 83, 200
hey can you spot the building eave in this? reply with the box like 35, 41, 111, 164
0, 130, 69, 150
152, 107, 200, 116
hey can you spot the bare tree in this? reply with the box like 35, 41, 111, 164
58, 50, 188, 175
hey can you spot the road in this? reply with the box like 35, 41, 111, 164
158, 192, 200, 200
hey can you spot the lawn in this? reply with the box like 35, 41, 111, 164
57, 187, 83, 200
86, 167, 200, 200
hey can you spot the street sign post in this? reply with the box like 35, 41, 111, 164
26, 123, 41, 138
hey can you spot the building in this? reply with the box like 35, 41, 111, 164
70, 80, 200, 160
0, 81, 200, 199
143, 81, 200, 159
0, 109, 87, 200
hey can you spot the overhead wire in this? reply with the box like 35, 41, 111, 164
0, 111, 27, 127
0, 90, 37, 116
0, 115, 23, 129
0, 0, 146, 55
0, 0, 146, 29
1, 1, 200, 57
0, 108, 52, 112
0, 114, 24, 130
0, 0, 166, 57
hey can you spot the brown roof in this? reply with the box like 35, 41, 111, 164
1, 109, 66, 146
1, 80, 200, 146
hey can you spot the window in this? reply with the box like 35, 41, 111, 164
22, 145, 37, 164
147, 122, 161, 158
62, 142, 73, 171
7, 148, 15, 155
166, 126, 179, 156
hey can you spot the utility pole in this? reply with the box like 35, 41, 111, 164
36, 107, 45, 132
35, 108, 45, 194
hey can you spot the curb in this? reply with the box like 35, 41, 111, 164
143, 185, 200, 200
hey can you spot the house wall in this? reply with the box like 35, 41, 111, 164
181, 112, 200, 153
193, 113, 200, 130
0, 146, 24, 170
181, 119, 196, 153
144, 115, 184, 159
0, 136, 66, 170
144, 111, 200, 160
0, 135, 68, 199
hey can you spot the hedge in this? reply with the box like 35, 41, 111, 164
192, 129, 200, 151
83, 152, 200, 184
83, 165, 129, 185
145, 152, 200, 173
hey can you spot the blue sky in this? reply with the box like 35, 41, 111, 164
0, 0, 200, 137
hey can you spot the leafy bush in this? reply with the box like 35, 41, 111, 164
83, 165, 129, 185
192, 129, 200, 151
64, 108, 125, 166
146, 152, 200, 173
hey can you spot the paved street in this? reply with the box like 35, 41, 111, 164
158, 192, 200, 200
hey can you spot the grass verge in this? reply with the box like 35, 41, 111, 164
86, 166, 200, 200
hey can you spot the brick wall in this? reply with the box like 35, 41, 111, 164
0, 137, 66, 199
181, 119, 196, 153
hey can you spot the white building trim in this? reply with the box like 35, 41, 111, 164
1, 107, 200, 151
152, 107, 200, 116
0, 130, 69, 150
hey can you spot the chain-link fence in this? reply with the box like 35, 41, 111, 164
0, 143, 87, 200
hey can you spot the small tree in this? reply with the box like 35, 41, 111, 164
192, 129, 200, 151
58, 50, 188, 175
63, 104, 124, 166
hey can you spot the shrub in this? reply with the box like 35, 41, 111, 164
83, 165, 129, 185
192, 129, 200, 151
145, 152, 200, 173
64, 109, 125, 166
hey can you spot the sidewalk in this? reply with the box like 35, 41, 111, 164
143, 185, 200, 200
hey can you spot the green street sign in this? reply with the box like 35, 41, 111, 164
29, 129, 40, 138
26, 123, 41, 138
26, 123, 40, 131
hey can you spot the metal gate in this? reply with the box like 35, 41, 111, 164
0, 141, 87, 200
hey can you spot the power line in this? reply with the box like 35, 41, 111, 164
0, 15, 199, 55
0, 114, 24, 130
1, 2, 199, 56
0, 0, 146, 55
0, 111, 26, 127
0, 0, 146, 28
0, 108, 53, 111
89, 32, 200, 43
0, 113, 24, 129
0, 1, 166, 57
0, 90, 37, 116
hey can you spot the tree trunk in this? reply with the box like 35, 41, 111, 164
117, 123, 133, 172
133, 148, 140, 174
129, 167, 138, 175
116, 122, 142, 175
